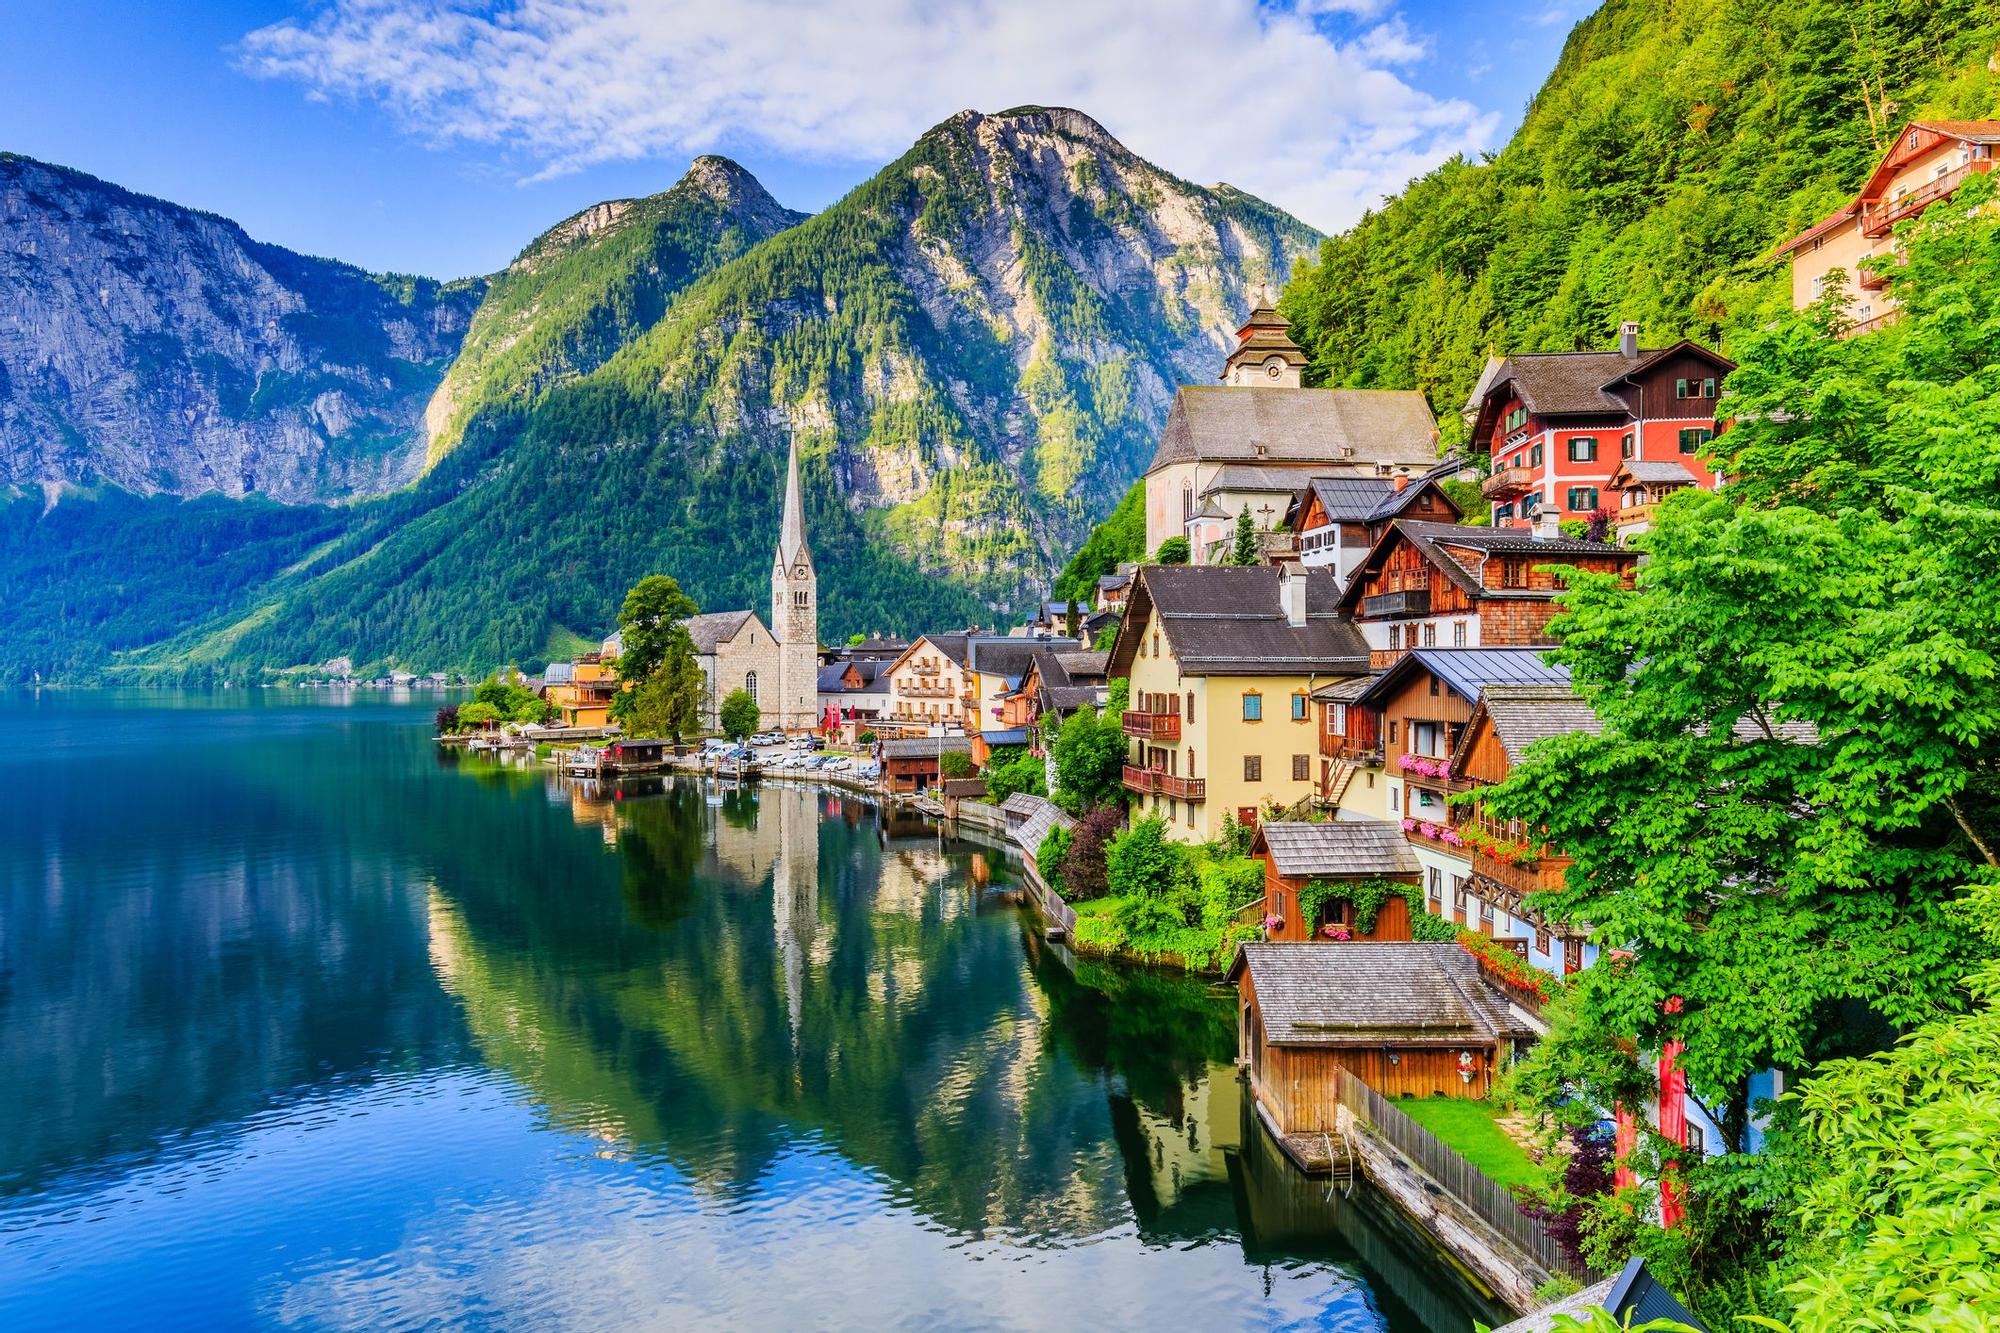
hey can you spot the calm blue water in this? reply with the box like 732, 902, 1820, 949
0, 691, 1505, 1331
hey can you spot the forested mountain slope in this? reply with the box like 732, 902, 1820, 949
1279, 0, 2000, 439
0, 153, 481, 501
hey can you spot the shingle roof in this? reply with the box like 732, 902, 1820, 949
1053, 651, 1109, 677
1495, 351, 1645, 416
1769, 203, 1860, 259
1012, 797, 1076, 858
1114, 565, 1369, 677
969, 636, 1074, 680
818, 660, 885, 692
1256, 821, 1421, 878
1477, 684, 1605, 764
999, 792, 1043, 817
685, 610, 758, 653
1612, 460, 1700, 486
880, 736, 973, 759
1097, 572, 1132, 592
1146, 386, 1438, 475
1200, 464, 1324, 497
1311, 674, 1379, 703
1227, 943, 1531, 1043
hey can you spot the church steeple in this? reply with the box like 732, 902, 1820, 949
1221, 298, 1308, 388
776, 434, 812, 572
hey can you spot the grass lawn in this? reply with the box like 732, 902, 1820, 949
1393, 1097, 1543, 1189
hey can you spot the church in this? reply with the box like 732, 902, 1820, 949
601, 438, 819, 733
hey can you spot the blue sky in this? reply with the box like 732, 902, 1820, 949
5, 0, 1588, 280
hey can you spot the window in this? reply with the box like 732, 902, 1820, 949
1427, 877, 1442, 914
1621, 431, 1635, 459
1810, 274, 1827, 300
1678, 427, 1714, 455
1453, 876, 1468, 911
1428, 866, 1441, 903
1529, 443, 1544, 467
1182, 484, 1193, 520
793, 589, 808, 607
1388, 784, 1398, 812
1675, 378, 1691, 399
1500, 558, 1530, 589
1410, 720, 1441, 757
1291, 692, 1308, 721
1480, 897, 1496, 924
1242, 692, 1262, 722
1703, 377, 1717, 397
745, 670, 758, 702
1186, 691, 1195, 724
1685, 1123, 1706, 1161
1505, 406, 1528, 431
1387, 720, 1397, 743
1566, 486, 1599, 512
1152, 631, 1160, 657
1244, 755, 1262, 782
1292, 754, 1309, 781
1495, 503, 1513, 521
1421, 622, 1437, 648
1452, 620, 1468, 647
1328, 703, 1347, 736
1535, 925, 1551, 954
1567, 436, 1597, 462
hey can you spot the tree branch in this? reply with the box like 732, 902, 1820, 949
1946, 794, 1999, 868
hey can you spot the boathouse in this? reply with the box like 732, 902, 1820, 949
1230, 943, 1533, 1130
1252, 820, 1422, 941
879, 736, 973, 794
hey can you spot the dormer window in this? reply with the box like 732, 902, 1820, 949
1908, 129, 1920, 149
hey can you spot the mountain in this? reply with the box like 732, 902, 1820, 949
1277, 0, 2000, 438
0, 153, 481, 502
110, 106, 1318, 676
423, 154, 809, 464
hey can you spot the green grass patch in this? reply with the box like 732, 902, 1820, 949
1393, 1097, 1542, 1189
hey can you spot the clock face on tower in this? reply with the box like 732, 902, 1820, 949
795, 565, 808, 579
1265, 358, 1284, 379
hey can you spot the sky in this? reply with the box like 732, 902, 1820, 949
3, 0, 1590, 280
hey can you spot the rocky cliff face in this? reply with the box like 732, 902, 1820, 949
0, 153, 480, 503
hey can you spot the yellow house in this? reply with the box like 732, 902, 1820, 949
1107, 565, 1370, 844
1771, 121, 1999, 335
541, 655, 621, 727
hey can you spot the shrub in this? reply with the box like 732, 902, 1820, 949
1059, 804, 1121, 901
939, 750, 975, 779
1113, 893, 1183, 938
1152, 536, 1190, 565
457, 700, 502, 726
858, 730, 877, 743
1106, 815, 1184, 900
1037, 825, 1071, 890
982, 746, 1045, 803
718, 688, 760, 740
434, 704, 459, 734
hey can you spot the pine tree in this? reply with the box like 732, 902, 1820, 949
1230, 505, 1257, 566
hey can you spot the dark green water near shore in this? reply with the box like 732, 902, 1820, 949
0, 690, 1506, 1330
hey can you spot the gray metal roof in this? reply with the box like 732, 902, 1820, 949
1227, 943, 1530, 1044
1353, 648, 1570, 711
1256, 821, 1420, 878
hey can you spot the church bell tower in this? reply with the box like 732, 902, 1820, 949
771, 437, 819, 732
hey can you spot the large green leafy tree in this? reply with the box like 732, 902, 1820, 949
615, 575, 698, 682
609, 574, 705, 740
1486, 180, 2000, 1156
1053, 679, 1130, 814
718, 689, 760, 741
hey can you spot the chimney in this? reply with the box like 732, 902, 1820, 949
1619, 321, 1639, 359
1280, 565, 1308, 627
1532, 509, 1563, 541
1392, 466, 1410, 493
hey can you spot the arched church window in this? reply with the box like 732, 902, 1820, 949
745, 671, 758, 702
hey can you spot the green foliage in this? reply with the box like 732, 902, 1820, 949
1054, 479, 1144, 604
1279, 0, 2000, 440
718, 688, 760, 740
616, 647, 704, 741
1058, 804, 1120, 901
1051, 702, 1126, 815
1036, 824, 1071, 891
1152, 536, 1190, 565
847, 633, 866, 646
1761, 883, 2000, 1328
1105, 815, 1185, 900
857, 729, 877, 744
938, 750, 975, 780
1229, 504, 1257, 565
1438, 476, 1486, 524
981, 746, 1045, 804
615, 574, 699, 682
472, 674, 551, 723
456, 701, 501, 726
1091, 621, 1118, 653
1297, 877, 1422, 935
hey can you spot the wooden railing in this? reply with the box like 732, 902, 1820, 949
1481, 466, 1536, 499
1862, 161, 1984, 235
1122, 710, 1181, 741
1121, 765, 1206, 800
1331, 1066, 1587, 1280
1843, 308, 1904, 340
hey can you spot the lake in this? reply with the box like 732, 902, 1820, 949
0, 691, 1507, 1330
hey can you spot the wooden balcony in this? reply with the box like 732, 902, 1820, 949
899, 682, 954, 698
1121, 765, 1205, 801
1363, 587, 1430, 617
1122, 710, 1181, 741
1862, 161, 1988, 236
1482, 466, 1536, 500
1471, 848, 1571, 898
1615, 501, 1661, 529
1369, 648, 1408, 670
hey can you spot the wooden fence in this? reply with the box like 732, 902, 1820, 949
1021, 858, 1078, 938
1333, 1066, 1587, 1280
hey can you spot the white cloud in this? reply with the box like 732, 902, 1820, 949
238, 0, 1499, 233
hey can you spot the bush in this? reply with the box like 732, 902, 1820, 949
718, 688, 760, 740
1153, 536, 1190, 565
858, 730, 877, 743
1106, 815, 1185, 900
1059, 804, 1121, 901
1409, 908, 1461, 941
457, 700, 502, 726
1113, 893, 1184, 938
982, 746, 1045, 803
434, 704, 459, 734
1037, 825, 1071, 890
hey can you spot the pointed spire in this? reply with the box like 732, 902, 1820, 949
777, 435, 810, 569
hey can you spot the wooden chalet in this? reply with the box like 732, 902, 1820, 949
1606, 458, 1700, 544
1230, 943, 1533, 1124
1284, 467, 1464, 588
1251, 820, 1420, 941
878, 735, 973, 794
1337, 519, 1637, 669
1311, 672, 1384, 815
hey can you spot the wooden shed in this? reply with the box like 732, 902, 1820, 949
1229, 942, 1533, 1130
1251, 820, 1422, 941
879, 736, 972, 793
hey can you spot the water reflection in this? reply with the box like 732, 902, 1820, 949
0, 695, 1506, 1330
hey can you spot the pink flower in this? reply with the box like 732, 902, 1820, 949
1401, 818, 1416, 832
1263, 915, 1284, 932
